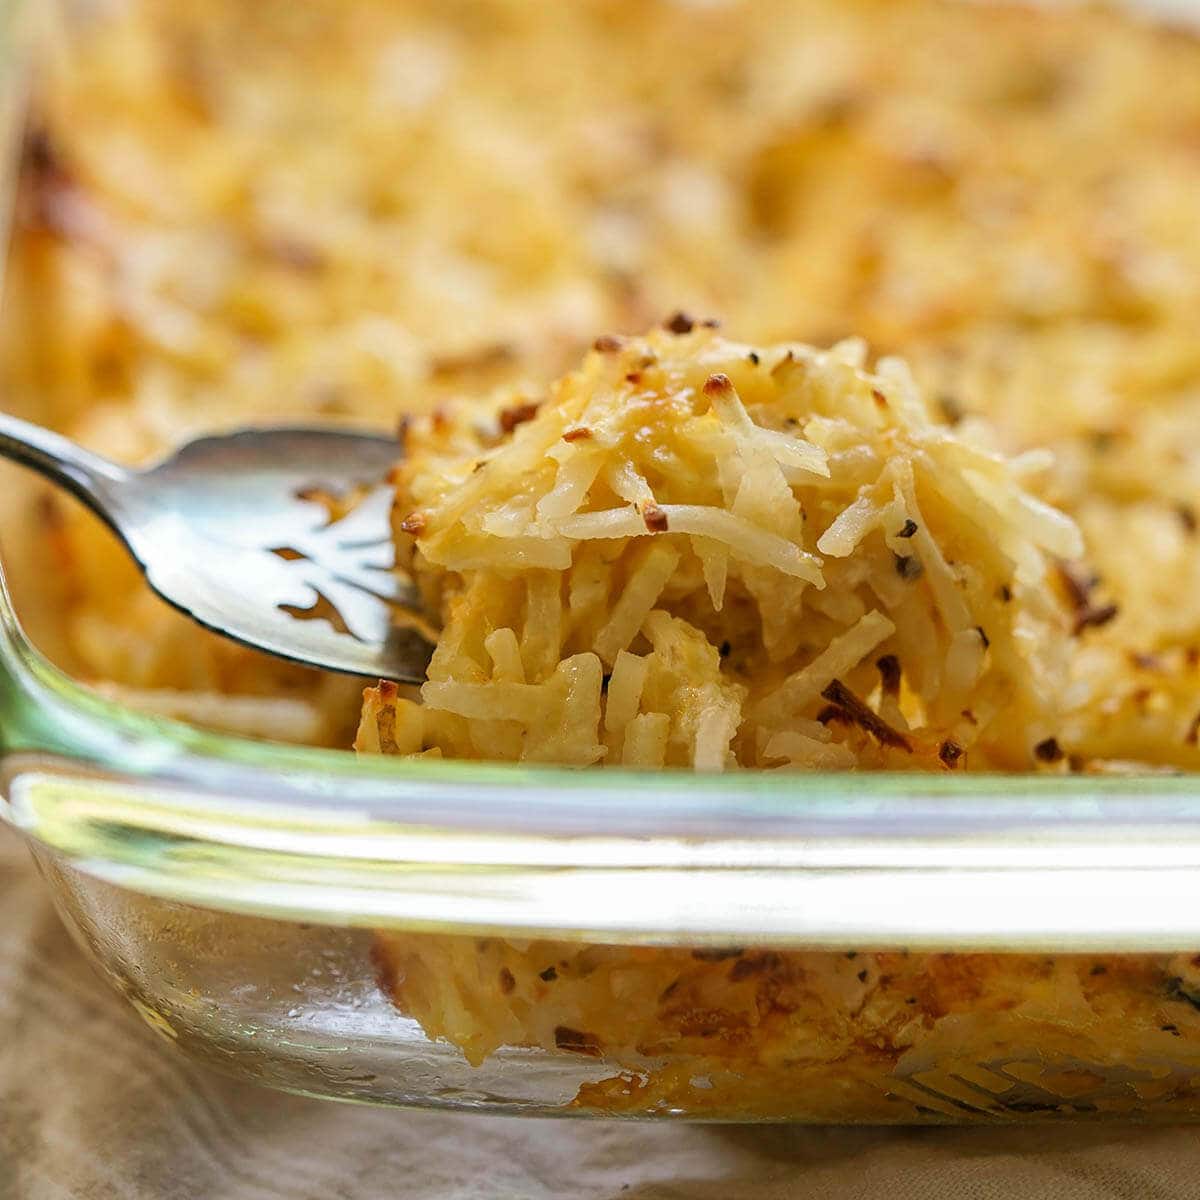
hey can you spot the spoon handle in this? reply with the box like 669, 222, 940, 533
0, 410, 130, 524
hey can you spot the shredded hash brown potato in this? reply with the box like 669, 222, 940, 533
10, 0, 1200, 766
358, 326, 1079, 770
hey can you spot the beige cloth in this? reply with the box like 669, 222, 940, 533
2, 828, 1199, 1200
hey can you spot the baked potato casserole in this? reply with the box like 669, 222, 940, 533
8, 0, 1200, 1117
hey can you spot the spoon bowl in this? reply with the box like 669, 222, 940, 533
0, 413, 432, 681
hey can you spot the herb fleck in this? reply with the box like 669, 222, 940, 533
939, 740, 964, 768
1075, 603, 1119, 635
876, 654, 901, 697
498, 401, 541, 434
1034, 737, 1064, 763
554, 1026, 602, 1056
821, 679, 913, 751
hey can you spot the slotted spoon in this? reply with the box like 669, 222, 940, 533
0, 411, 433, 681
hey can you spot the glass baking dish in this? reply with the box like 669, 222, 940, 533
11, 568, 1200, 1121
6, 0, 1200, 1123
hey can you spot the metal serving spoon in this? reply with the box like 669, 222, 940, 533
0, 411, 433, 681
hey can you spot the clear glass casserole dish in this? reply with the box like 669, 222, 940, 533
6, 0, 1200, 1123
12, 565, 1200, 1121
